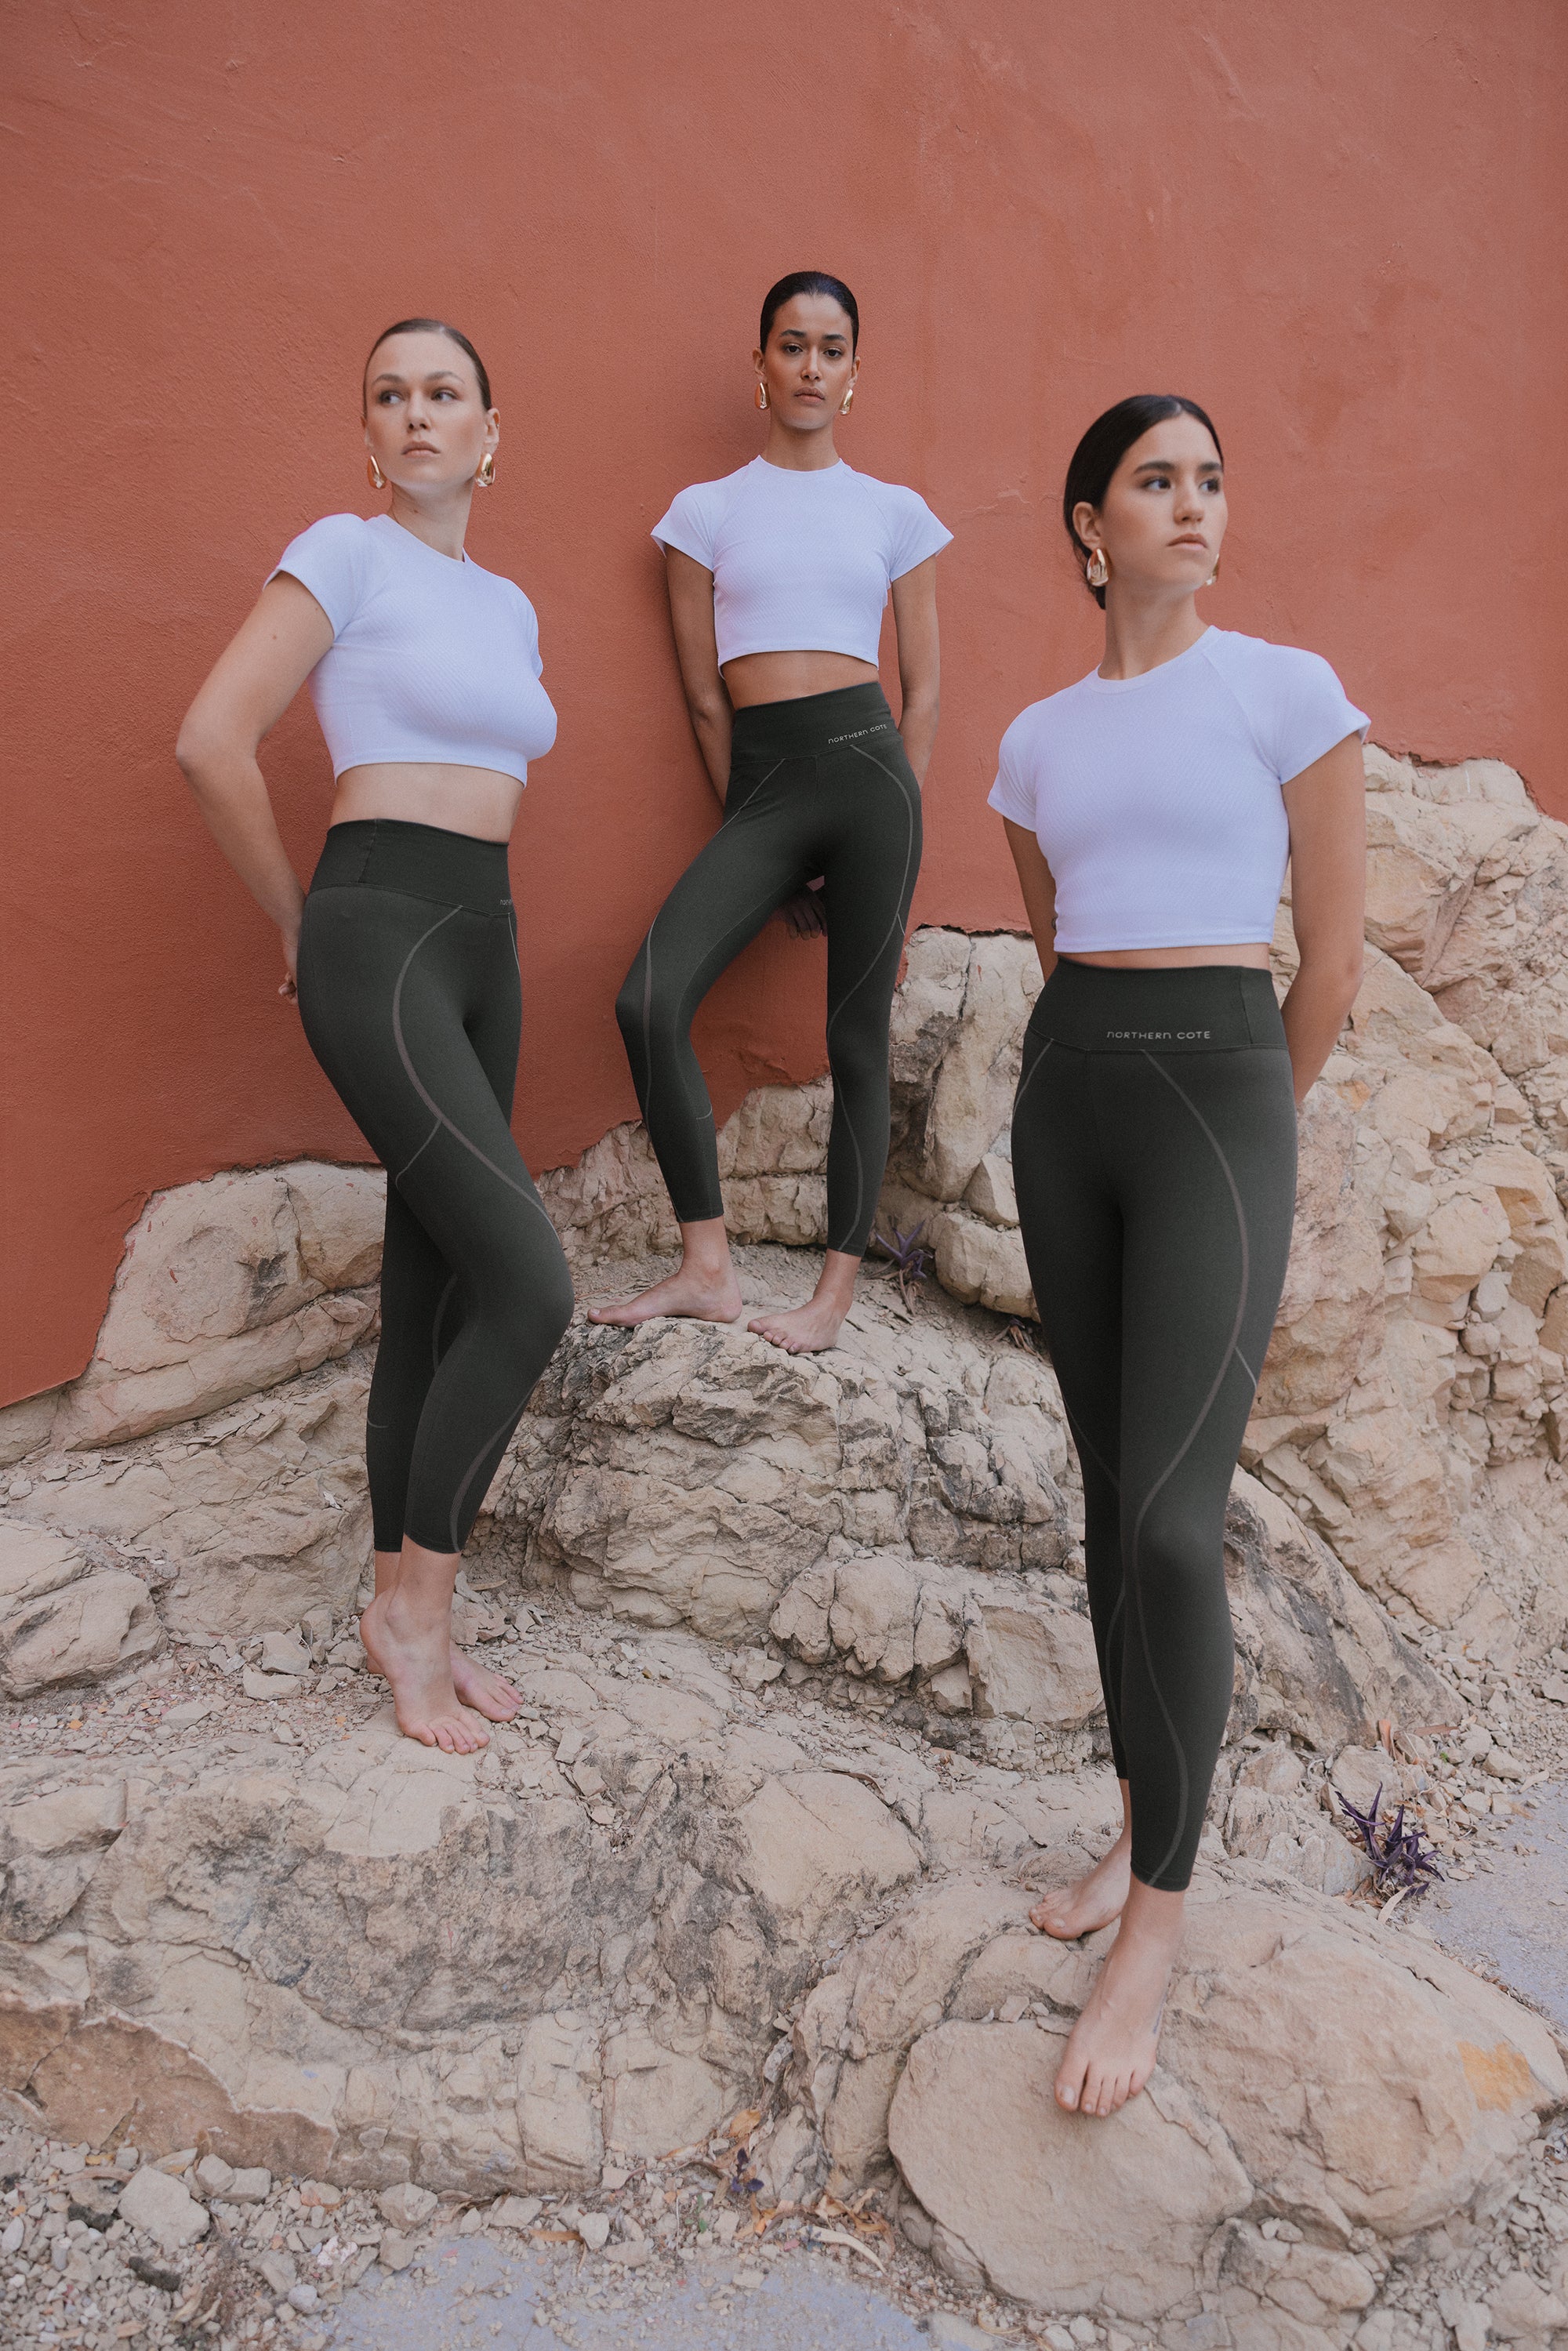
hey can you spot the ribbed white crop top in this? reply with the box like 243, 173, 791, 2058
652, 457, 951, 668
989, 629, 1368, 953
269, 513, 557, 785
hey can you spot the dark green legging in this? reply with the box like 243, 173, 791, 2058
1011, 959, 1298, 1892
616, 683, 921, 1257
297, 820, 575, 1557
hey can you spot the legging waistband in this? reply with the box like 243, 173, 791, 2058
729, 681, 897, 764
1029, 957, 1287, 1053
309, 819, 513, 915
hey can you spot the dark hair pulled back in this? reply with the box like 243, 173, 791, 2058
759, 271, 859, 353
1063, 394, 1222, 608
363, 317, 492, 414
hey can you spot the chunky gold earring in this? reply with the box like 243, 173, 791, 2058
366, 453, 387, 492
476, 451, 496, 488
1085, 546, 1109, 589
1205, 551, 1221, 586
754, 379, 768, 411
840, 383, 855, 415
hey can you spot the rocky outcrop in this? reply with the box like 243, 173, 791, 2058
6, 746, 1568, 2342
852, 1875, 1563, 2331
485, 1302, 1075, 1641
2, 1361, 372, 1656
1, 1163, 383, 1461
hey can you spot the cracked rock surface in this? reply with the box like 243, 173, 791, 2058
4, 751, 1568, 2346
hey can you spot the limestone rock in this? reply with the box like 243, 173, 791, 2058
1486, 2270, 1568, 2339
895, 934, 1043, 1202
117, 2162, 209, 2251
1256, 1086, 1384, 1417
10, 1362, 374, 1640
1223, 1472, 1453, 1750
808, 1873, 1562, 2315
488, 1308, 1073, 1637
42, 1164, 383, 1451
0, 1523, 158, 1698
376, 2181, 436, 2230
929, 1208, 1035, 1321
890, 2020, 1251, 2320
771, 1553, 1100, 1733
964, 1149, 1018, 1229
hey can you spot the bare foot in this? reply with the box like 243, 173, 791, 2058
747, 1296, 850, 1354
588, 1266, 743, 1327
1052, 1885, 1183, 2119
1029, 1833, 1132, 1939
360, 1592, 489, 1754
448, 1649, 521, 1722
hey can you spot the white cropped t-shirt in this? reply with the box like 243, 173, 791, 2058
989, 629, 1369, 953
269, 513, 557, 785
652, 457, 951, 668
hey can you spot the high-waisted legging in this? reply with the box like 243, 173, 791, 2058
1011, 960, 1298, 1891
297, 820, 574, 1556
615, 683, 922, 1258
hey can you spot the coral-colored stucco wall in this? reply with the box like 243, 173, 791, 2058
6, 0, 1566, 1404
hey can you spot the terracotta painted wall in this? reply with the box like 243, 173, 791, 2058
6, 0, 1566, 1404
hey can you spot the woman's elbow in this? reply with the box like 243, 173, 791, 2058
175, 708, 233, 794
1300, 937, 1364, 1012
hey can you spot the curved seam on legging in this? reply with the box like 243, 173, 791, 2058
825, 746, 919, 1250
431, 1273, 461, 1373
1130, 1050, 1251, 1889
650, 869, 815, 1205
444, 1391, 532, 1555
395, 1119, 443, 1184
634, 767, 788, 1150
390, 907, 561, 1250
1010, 1032, 1054, 1127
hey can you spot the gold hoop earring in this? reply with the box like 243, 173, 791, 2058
476, 451, 496, 488
754, 380, 768, 411
1085, 546, 1109, 589
366, 454, 387, 492
840, 383, 855, 415
1205, 551, 1221, 586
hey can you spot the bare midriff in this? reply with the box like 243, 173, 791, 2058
721, 650, 879, 708
1063, 944, 1272, 971
329, 763, 523, 844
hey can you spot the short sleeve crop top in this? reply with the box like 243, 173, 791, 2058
988, 628, 1369, 953
269, 513, 557, 785
651, 457, 952, 668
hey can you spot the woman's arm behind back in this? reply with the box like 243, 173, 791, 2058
889, 555, 940, 783
663, 548, 733, 804
176, 571, 336, 996
1279, 731, 1367, 1105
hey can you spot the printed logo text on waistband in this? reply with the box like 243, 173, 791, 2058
1105, 1029, 1214, 1041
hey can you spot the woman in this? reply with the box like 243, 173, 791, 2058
992, 396, 1367, 2118
590, 270, 949, 1353
178, 318, 574, 1754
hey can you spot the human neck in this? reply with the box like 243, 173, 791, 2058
760, 420, 842, 473
385, 484, 474, 562
1098, 588, 1208, 681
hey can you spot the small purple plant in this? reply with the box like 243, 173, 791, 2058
727, 2145, 764, 2201
1335, 1783, 1444, 1899
869, 1219, 931, 1308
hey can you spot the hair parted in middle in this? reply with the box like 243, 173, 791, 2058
759, 271, 860, 353
1062, 394, 1223, 608
362, 317, 493, 415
